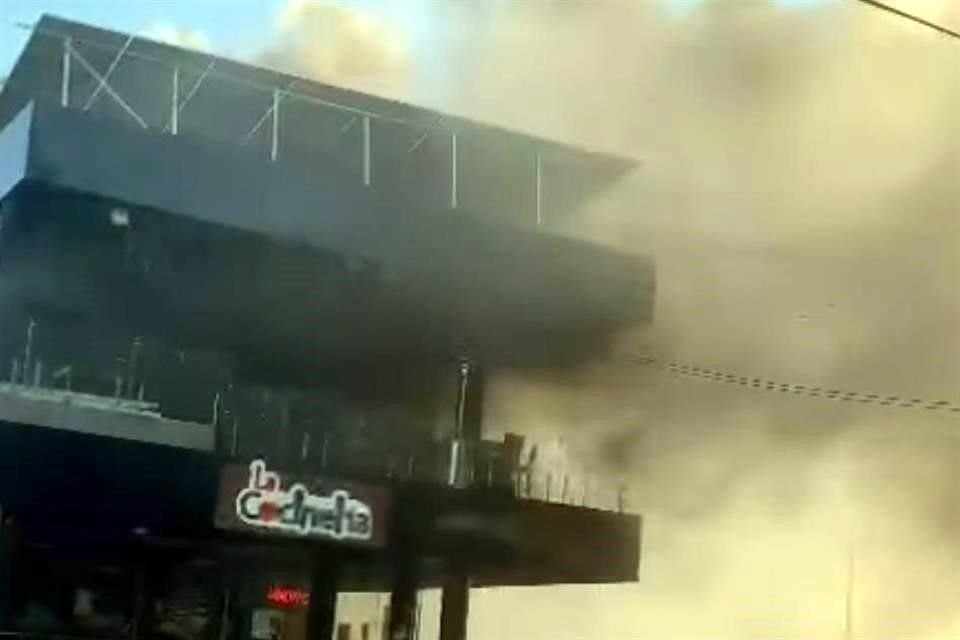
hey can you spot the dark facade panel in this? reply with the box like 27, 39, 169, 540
5, 102, 653, 369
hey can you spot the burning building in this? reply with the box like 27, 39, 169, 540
0, 15, 654, 640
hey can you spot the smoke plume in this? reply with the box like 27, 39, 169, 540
255, 0, 413, 98
261, 1, 959, 638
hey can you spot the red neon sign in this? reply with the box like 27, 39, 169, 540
266, 586, 311, 608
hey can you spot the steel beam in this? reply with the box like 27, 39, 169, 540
82, 34, 134, 111
66, 43, 147, 128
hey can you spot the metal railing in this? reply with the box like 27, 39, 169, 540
213, 395, 629, 511
7, 25, 548, 228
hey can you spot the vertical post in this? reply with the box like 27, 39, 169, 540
0, 506, 13, 629
61, 38, 72, 107
449, 359, 473, 488
170, 66, 179, 135
362, 116, 372, 186
230, 418, 239, 457
126, 337, 142, 399
447, 439, 461, 488
307, 555, 339, 640
23, 319, 35, 386
270, 87, 280, 162
301, 431, 311, 462
454, 360, 470, 439
450, 133, 458, 209
388, 557, 419, 640
212, 393, 221, 428
535, 152, 543, 228
217, 587, 231, 640
438, 570, 470, 640
130, 566, 146, 640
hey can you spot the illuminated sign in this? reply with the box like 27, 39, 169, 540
236, 460, 373, 540
266, 586, 310, 609
214, 460, 390, 547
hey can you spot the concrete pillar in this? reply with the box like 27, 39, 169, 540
438, 570, 470, 640
307, 556, 339, 640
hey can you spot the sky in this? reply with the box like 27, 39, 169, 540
0, 0, 842, 82
0, 0, 438, 78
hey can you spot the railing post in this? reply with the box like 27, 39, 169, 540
301, 432, 311, 462
270, 87, 280, 162
535, 151, 543, 227
450, 132, 458, 209
362, 115, 371, 185
60, 37, 71, 107
171, 66, 179, 135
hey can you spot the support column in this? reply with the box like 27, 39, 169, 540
438, 570, 470, 640
387, 556, 418, 640
307, 555, 339, 640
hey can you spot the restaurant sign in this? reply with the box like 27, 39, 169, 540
214, 459, 390, 547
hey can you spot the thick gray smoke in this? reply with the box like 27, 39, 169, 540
256, 1, 959, 638
254, 0, 413, 98
427, 2, 960, 639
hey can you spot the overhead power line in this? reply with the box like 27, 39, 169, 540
855, 0, 960, 40
627, 355, 960, 414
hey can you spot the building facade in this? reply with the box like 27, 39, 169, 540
0, 15, 652, 640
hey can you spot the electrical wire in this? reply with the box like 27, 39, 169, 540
626, 355, 960, 414
854, 0, 960, 40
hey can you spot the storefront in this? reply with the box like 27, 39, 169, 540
2, 515, 361, 640
0, 438, 392, 640
0, 421, 639, 640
